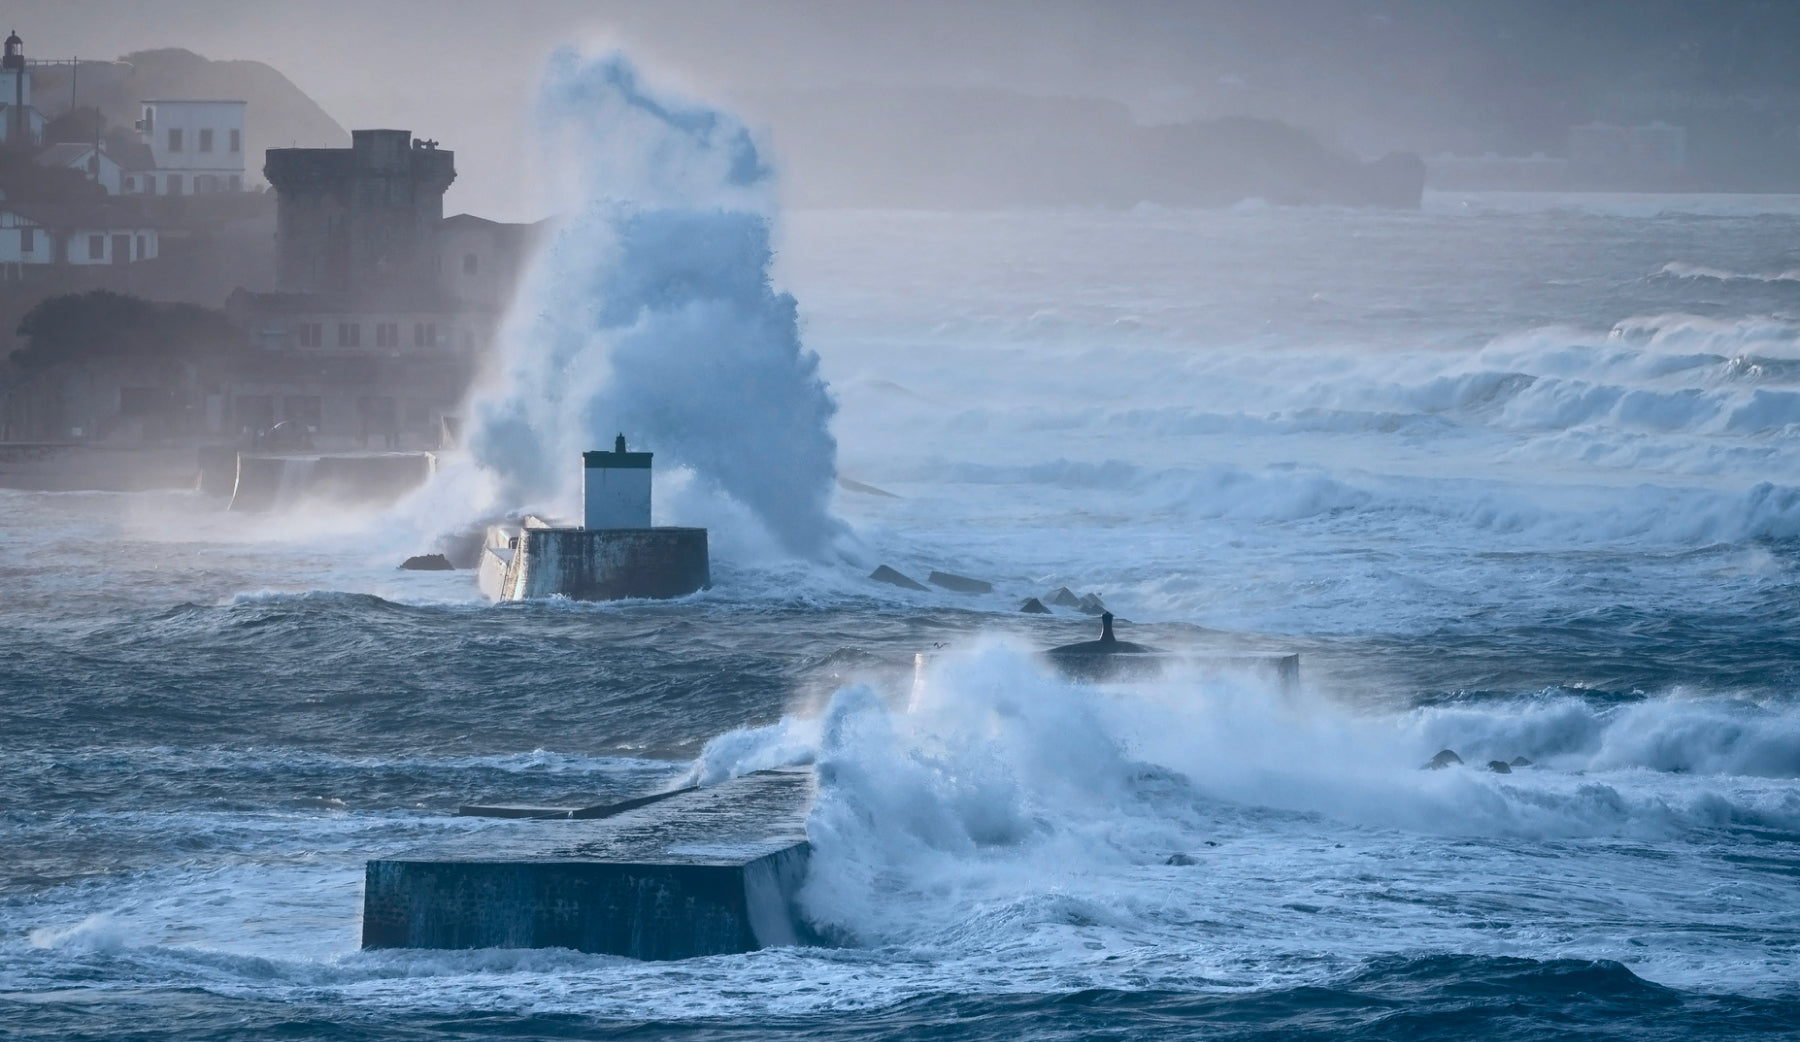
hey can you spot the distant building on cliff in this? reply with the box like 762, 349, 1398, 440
32, 142, 124, 194
0, 202, 162, 271
215, 129, 539, 450
131, 99, 247, 195
0, 116, 540, 453
264, 129, 454, 297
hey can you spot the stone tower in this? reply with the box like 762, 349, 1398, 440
263, 129, 456, 298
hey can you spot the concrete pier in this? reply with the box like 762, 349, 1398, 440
362, 768, 814, 960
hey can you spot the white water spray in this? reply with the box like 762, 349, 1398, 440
465, 51, 843, 558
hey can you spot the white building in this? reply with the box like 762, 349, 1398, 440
0, 206, 51, 267
137, 99, 246, 195
34, 142, 123, 194
0, 203, 159, 268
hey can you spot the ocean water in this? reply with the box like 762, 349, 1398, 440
4, 194, 1800, 1040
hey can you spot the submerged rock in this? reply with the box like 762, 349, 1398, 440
399, 553, 454, 571
1047, 612, 1157, 657
869, 565, 928, 591
1019, 597, 1051, 614
836, 475, 899, 498
1077, 592, 1107, 615
1166, 853, 1199, 866
1043, 613, 1164, 681
1510, 756, 1534, 767
1422, 749, 1463, 770
1046, 586, 1083, 608
1487, 760, 1513, 774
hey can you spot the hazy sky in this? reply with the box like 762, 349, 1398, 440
13, 3, 1787, 216
8, 0, 1304, 220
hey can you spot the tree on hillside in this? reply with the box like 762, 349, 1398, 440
12, 290, 245, 371
0, 152, 106, 203
43, 106, 104, 146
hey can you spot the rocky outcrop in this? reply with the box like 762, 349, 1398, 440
399, 554, 454, 571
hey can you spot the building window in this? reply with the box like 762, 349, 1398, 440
199, 128, 213, 153
88, 234, 104, 261
19, 227, 32, 253
462, 252, 478, 275
297, 322, 323, 348
412, 322, 438, 348
376, 322, 398, 348
168, 128, 183, 153
229, 129, 241, 153
337, 322, 361, 348
136, 234, 147, 259
123, 176, 135, 192
166, 174, 182, 195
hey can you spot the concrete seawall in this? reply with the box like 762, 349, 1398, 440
226, 451, 436, 512
0, 443, 200, 491
363, 768, 813, 960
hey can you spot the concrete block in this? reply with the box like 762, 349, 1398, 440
363, 769, 815, 961
870, 565, 928, 591
929, 570, 993, 594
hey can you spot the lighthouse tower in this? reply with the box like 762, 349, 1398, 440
0, 30, 34, 149
582, 434, 652, 530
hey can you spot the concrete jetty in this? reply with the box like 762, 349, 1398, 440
362, 768, 814, 960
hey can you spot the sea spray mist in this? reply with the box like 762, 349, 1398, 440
468, 51, 843, 558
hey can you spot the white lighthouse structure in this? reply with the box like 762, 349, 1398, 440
582, 434, 652, 529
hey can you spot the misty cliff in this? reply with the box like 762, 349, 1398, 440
736, 86, 1421, 210
32, 48, 348, 175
